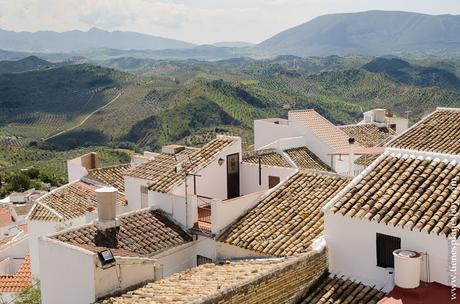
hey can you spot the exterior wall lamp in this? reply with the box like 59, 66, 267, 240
218, 158, 224, 166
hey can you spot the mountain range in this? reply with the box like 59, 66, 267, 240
1, 11, 460, 58
0, 27, 195, 53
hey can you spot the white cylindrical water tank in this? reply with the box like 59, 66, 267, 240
373, 109, 386, 123
393, 249, 422, 289
95, 187, 117, 223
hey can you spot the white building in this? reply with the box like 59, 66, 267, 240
39, 188, 196, 304
0, 233, 31, 303
26, 178, 129, 277
323, 107, 460, 292
254, 109, 397, 176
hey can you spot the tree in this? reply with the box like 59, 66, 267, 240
7, 173, 31, 192
14, 282, 41, 304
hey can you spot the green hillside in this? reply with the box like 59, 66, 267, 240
2, 56, 460, 153
0, 63, 135, 139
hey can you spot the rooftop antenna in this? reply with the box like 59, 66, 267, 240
405, 110, 412, 120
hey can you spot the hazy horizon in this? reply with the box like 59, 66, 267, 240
0, 0, 459, 45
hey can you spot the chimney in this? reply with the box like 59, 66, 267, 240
162, 145, 185, 155
95, 187, 119, 230
348, 138, 356, 177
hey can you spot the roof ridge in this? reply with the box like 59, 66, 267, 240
88, 163, 130, 172
25, 180, 83, 220
436, 107, 460, 111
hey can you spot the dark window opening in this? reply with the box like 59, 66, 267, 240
197, 255, 213, 266
376, 233, 401, 268
268, 176, 280, 188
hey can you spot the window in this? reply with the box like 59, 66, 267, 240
197, 255, 212, 266
268, 176, 280, 188
376, 233, 401, 268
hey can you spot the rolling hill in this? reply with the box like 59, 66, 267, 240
2, 55, 460, 152
0, 56, 55, 74
362, 57, 460, 90
256, 11, 460, 57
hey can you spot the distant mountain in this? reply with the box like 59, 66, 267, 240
0, 27, 196, 53
362, 57, 460, 90
0, 56, 54, 74
256, 11, 460, 56
212, 42, 255, 48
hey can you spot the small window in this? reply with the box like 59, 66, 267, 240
376, 233, 401, 268
197, 255, 212, 266
268, 176, 280, 188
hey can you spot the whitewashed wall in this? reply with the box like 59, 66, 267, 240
210, 191, 264, 235
0, 234, 29, 274
28, 217, 85, 277
240, 163, 295, 195
149, 192, 196, 228
170, 138, 242, 200
39, 239, 95, 304
254, 119, 301, 149
324, 212, 458, 291
124, 176, 149, 211
154, 242, 197, 278
94, 257, 156, 299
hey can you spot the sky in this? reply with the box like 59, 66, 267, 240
0, 0, 459, 44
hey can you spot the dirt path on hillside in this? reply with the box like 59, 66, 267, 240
44, 88, 122, 141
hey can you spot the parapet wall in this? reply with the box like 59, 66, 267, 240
203, 249, 327, 304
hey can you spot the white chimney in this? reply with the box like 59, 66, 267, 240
95, 187, 119, 230
348, 138, 356, 177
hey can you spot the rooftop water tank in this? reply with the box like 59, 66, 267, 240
393, 249, 422, 289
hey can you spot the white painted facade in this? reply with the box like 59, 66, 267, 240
28, 217, 86, 277
124, 176, 150, 211
39, 232, 241, 303
0, 233, 29, 274
9, 193, 26, 204
169, 136, 242, 200
240, 163, 294, 197
254, 117, 356, 175
67, 154, 95, 183
324, 212, 457, 291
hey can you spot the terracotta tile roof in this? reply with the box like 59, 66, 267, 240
0, 255, 32, 293
339, 123, 395, 147
53, 209, 192, 257
354, 153, 381, 166
99, 258, 285, 304
0, 235, 15, 249
298, 274, 385, 304
125, 148, 197, 181
243, 149, 290, 167
218, 171, 349, 256
380, 281, 457, 304
289, 110, 350, 152
284, 147, 332, 171
87, 164, 131, 192
149, 137, 235, 193
28, 182, 126, 222
330, 153, 460, 237
388, 108, 460, 154
0, 208, 14, 228
13, 202, 34, 216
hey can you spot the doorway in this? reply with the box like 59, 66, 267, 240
226, 153, 240, 199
